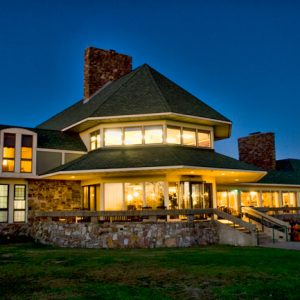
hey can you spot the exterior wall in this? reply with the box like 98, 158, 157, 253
238, 132, 276, 170
31, 221, 218, 248
28, 180, 81, 211
65, 153, 83, 164
37, 151, 62, 175
84, 47, 132, 100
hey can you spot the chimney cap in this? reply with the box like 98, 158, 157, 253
249, 131, 261, 135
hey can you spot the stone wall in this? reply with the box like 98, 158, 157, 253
0, 223, 30, 243
84, 47, 132, 99
31, 221, 218, 248
238, 132, 276, 170
28, 180, 81, 211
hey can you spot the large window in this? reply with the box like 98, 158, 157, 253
125, 183, 144, 209
0, 185, 8, 222
124, 127, 142, 145
90, 130, 100, 150
14, 185, 26, 222
2, 133, 16, 172
182, 128, 196, 146
104, 128, 123, 146
21, 135, 33, 173
241, 191, 259, 207
144, 126, 163, 144
282, 192, 297, 207
89, 124, 212, 149
198, 131, 211, 148
166, 126, 181, 144
262, 192, 279, 207
145, 182, 165, 208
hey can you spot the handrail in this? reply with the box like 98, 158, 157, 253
242, 207, 290, 228
214, 209, 256, 232
33, 208, 214, 218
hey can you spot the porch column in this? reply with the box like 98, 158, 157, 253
212, 181, 217, 208
164, 181, 169, 208
259, 191, 263, 207
297, 192, 300, 207
279, 191, 283, 207
237, 190, 242, 213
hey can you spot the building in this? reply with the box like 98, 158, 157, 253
1, 47, 299, 247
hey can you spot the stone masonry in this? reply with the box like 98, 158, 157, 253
31, 221, 218, 248
238, 132, 276, 170
28, 180, 81, 211
84, 47, 132, 99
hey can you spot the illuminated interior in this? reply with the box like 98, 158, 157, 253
89, 124, 211, 149
144, 125, 163, 144
217, 190, 238, 214
2, 133, 15, 172
182, 128, 196, 146
241, 191, 259, 206
145, 182, 164, 208
90, 130, 100, 150
168, 182, 179, 209
166, 126, 181, 144
125, 183, 143, 209
262, 192, 279, 207
124, 127, 143, 145
282, 192, 297, 207
104, 128, 123, 146
198, 131, 211, 148
21, 135, 33, 173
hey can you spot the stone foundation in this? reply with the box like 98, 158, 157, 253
0, 223, 30, 243
31, 221, 218, 248
28, 180, 81, 211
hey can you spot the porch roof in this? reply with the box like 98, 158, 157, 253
41, 145, 265, 182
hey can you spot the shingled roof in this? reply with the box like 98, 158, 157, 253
258, 159, 300, 185
43, 145, 261, 175
0, 125, 87, 152
37, 64, 231, 132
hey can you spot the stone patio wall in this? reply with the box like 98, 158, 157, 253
30, 221, 218, 248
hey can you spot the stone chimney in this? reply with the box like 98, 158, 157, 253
84, 47, 132, 100
238, 132, 276, 170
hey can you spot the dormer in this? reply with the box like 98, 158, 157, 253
0, 128, 37, 177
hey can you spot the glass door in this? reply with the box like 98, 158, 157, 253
83, 185, 97, 211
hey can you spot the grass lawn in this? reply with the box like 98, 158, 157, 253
1, 243, 300, 299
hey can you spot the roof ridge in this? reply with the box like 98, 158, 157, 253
144, 64, 171, 112
90, 65, 146, 117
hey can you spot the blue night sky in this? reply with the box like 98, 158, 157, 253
0, 0, 299, 160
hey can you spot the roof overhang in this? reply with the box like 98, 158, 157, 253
40, 165, 265, 183
62, 112, 232, 140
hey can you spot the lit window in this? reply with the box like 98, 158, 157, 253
104, 128, 123, 146
21, 135, 33, 173
198, 131, 211, 148
144, 126, 163, 144
0, 185, 8, 222
14, 185, 26, 222
124, 127, 142, 145
167, 126, 181, 144
83, 185, 97, 211
2, 133, 15, 172
90, 130, 100, 150
125, 183, 143, 210
182, 128, 196, 146
145, 182, 165, 208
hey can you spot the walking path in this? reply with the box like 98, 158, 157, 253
260, 241, 300, 250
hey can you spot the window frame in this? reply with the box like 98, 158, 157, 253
0, 184, 9, 223
13, 184, 26, 223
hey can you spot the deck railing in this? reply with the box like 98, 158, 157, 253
31, 208, 256, 233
